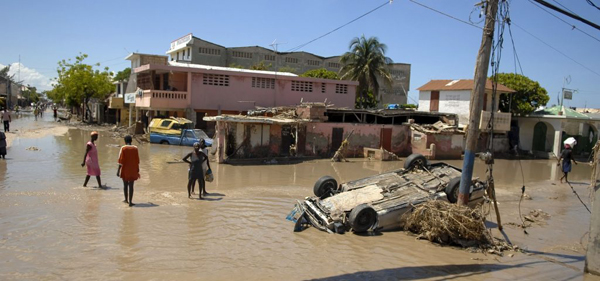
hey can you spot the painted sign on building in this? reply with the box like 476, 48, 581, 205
124, 93, 136, 104
170, 33, 192, 50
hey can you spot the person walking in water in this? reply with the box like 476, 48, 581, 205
0, 131, 6, 159
82, 131, 104, 188
558, 143, 578, 183
182, 142, 209, 199
199, 139, 211, 196
1, 108, 11, 132
117, 135, 140, 207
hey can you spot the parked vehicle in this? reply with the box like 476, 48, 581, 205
149, 117, 193, 135
150, 129, 213, 147
287, 154, 487, 234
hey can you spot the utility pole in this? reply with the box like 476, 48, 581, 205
458, 0, 499, 206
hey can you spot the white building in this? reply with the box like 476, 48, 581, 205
417, 79, 514, 127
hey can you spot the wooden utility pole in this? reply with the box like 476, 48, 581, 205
458, 0, 499, 206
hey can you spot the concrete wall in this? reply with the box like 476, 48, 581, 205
418, 90, 501, 126
411, 131, 464, 159
189, 73, 356, 112
304, 123, 411, 158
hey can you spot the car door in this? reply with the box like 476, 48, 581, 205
182, 130, 196, 146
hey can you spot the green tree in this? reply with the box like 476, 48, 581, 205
355, 89, 378, 108
493, 73, 549, 115
340, 35, 393, 108
278, 66, 297, 74
114, 67, 131, 82
22, 86, 39, 103
300, 68, 339, 79
250, 61, 272, 71
51, 53, 113, 122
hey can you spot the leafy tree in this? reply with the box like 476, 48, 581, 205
250, 61, 272, 71
22, 86, 39, 103
493, 73, 549, 115
228, 63, 245, 69
51, 53, 113, 122
113, 67, 131, 82
340, 35, 393, 108
278, 66, 297, 74
300, 68, 339, 79
355, 89, 377, 109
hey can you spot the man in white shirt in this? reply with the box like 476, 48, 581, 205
1, 109, 11, 132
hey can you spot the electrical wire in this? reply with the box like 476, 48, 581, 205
567, 181, 592, 213
408, 0, 483, 30
286, 0, 391, 52
512, 22, 600, 77
527, 0, 600, 44
551, 0, 580, 15
586, 0, 600, 11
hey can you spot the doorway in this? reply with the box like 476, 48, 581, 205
380, 128, 392, 151
331, 128, 344, 154
532, 122, 547, 151
430, 91, 439, 111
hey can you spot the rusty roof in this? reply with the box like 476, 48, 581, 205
417, 79, 515, 93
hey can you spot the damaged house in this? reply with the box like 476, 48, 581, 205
205, 104, 462, 163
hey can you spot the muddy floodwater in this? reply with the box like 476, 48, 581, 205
1, 113, 599, 280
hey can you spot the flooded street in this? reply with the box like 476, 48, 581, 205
1, 113, 599, 280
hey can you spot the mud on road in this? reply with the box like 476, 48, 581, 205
0, 112, 598, 280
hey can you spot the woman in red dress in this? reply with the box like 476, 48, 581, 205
117, 135, 140, 207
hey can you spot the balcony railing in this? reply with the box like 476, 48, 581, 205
479, 111, 511, 132
135, 90, 190, 109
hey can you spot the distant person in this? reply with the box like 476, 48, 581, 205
53, 107, 58, 121
182, 142, 209, 199
199, 139, 212, 196
33, 107, 38, 121
0, 131, 6, 159
558, 143, 578, 183
82, 131, 104, 188
117, 135, 140, 207
1, 109, 10, 132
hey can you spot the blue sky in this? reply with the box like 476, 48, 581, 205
1, 0, 599, 108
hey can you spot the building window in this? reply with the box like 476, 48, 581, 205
203, 74, 230, 86
307, 60, 321, 66
265, 54, 276, 61
285, 57, 299, 64
321, 83, 326, 93
335, 84, 348, 94
327, 62, 341, 68
251, 77, 275, 89
232, 51, 253, 59
390, 69, 404, 77
199, 47, 221, 56
291, 81, 313, 92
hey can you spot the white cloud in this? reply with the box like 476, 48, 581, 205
0, 63, 53, 91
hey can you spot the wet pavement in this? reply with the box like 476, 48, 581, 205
0, 112, 599, 280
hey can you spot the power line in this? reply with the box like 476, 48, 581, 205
550, 0, 579, 15
528, 0, 600, 44
532, 0, 600, 30
408, 0, 482, 30
586, 0, 600, 11
512, 22, 600, 77
286, 0, 392, 52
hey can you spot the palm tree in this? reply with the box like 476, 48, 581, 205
339, 35, 393, 108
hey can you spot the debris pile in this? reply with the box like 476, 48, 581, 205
410, 120, 462, 135
401, 200, 492, 247
26, 146, 40, 151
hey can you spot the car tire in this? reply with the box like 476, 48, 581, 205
349, 204, 378, 233
160, 140, 168, 145
404, 153, 428, 170
445, 177, 461, 203
313, 176, 337, 199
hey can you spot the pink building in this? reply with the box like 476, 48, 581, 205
126, 54, 357, 133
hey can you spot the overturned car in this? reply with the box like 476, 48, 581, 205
288, 154, 487, 234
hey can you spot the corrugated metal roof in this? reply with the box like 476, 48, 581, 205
529, 105, 592, 119
417, 79, 515, 93
203, 115, 304, 124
